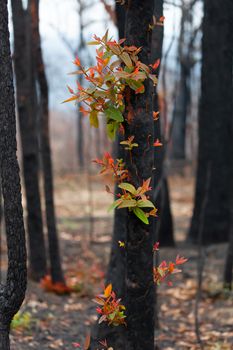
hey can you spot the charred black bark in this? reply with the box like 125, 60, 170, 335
189, 0, 233, 244
92, 2, 155, 349
223, 0, 233, 290
11, 0, 47, 281
0, 326, 10, 350
107, 2, 173, 306
29, 0, 64, 283
0, 1, 27, 348
115, 0, 126, 39
124, 1, 155, 349
224, 222, 233, 290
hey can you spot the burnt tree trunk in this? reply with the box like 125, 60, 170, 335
29, 0, 64, 283
171, 3, 191, 160
0, 0, 27, 348
124, 1, 155, 349
76, 0, 85, 170
106, 0, 173, 316
223, 0, 233, 290
188, 0, 232, 244
224, 220, 233, 290
92, 2, 155, 349
171, 64, 190, 160
11, 0, 47, 281
151, 0, 174, 247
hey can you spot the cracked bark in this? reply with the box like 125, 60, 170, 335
124, 1, 155, 349
0, 0, 27, 347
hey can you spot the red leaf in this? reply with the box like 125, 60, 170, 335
175, 255, 188, 265
153, 242, 160, 251
154, 139, 163, 147
67, 85, 74, 94
150, 59, 160, 70
74, 57, 81, 66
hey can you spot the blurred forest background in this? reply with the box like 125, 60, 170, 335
0, 0, 232, 349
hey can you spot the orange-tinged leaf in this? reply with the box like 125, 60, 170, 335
62, 95, 78, 104
104, 283, 112, 298
93, 296, 105, 305
84, 334, 91, 350
135, 84, 145, 94
79, 105, 89, 116
149, 208, 158, 217
153, 111, 159, 121
74, 57, 81, 66
40, 275, 72, 295
154, 139, 163, 147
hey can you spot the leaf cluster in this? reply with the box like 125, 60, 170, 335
93, 284, 126, 326
109, 178, 157, 225
64, 30, 158, 139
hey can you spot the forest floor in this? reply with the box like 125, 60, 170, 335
1, 172, 232, 350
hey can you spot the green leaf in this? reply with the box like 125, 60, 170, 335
133, 207, 149, 225
102, 29, 109, 42
118, 199, 137, 208
120, 52, 133, 68
90, 110, 99, 128
110, 59, 121, 70
105, 106, 124, 122
149, 73, 158, 86
125, 79, 143, 91
106, 121, 118, 140
137, 199, 155, 208
103, 50, 113, 59
109, 312, 116, 320
108, 199, 122, 212
124, 66, 134, 73
118, 182, 137, 195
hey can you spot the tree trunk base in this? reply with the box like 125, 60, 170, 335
0, 325, 10, 350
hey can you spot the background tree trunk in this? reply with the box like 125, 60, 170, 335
29, 0, 64, 283
0, 0, 27, 347
188, 0, 232, 244
151, 0, 174, 247
11, 0, 47, 281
